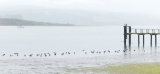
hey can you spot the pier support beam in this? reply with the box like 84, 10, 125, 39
138, 35, 140, 47
143, 34, 145, 47
124, 25, 127, 47
150, 35, 152, 47
129, 26, 131, 47
155, 35, 157, 47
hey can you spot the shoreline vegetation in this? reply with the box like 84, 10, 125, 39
0, 18, 74, 26
67, 62, 160, 74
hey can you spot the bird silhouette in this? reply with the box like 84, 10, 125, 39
2, 54, 5, 56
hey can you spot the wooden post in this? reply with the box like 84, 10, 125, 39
129, 26, 131, 46
151, 35, 152, 47
155, 35, 157, 47
124, 24, 127, 47
138, 35, 140, 47
143, 34, 145, 47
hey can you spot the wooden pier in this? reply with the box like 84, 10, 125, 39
124, 24, 160, 47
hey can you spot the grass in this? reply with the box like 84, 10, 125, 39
67, 62, 160, 74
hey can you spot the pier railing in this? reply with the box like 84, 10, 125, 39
129, 29, 160, 34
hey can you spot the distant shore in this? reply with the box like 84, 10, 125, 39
0, 18, 74, 26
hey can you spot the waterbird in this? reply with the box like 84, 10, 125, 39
44, 53, 47, 57
47, 53, 50, 56
40, 53, 43, 57
96, 51, 98, 53
37, 54, 39, 56
10, 54, 13, 57
61, 53, 64, 55
14, 53, 18, 56
2, 54, 5, 56
108, 50, 110, 53
91, 51, 94, 54
29, 54, 33, 57
85, 52, 87, 54
104, 51, 106, 53
54, 52, 56, 55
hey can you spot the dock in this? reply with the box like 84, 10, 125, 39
124, 24, 159, 47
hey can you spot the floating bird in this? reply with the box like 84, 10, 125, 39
14, 53, 18, 56
47, 53, 50, 56
2, 54, 5, 56
29, 54, 33, 57
44, 53, 47, 57
40, 53, 43, 57
91, 51, 94, 54
10, 54, 13, 57
108, 50, 110, 53
37, 54, 39, 56
61, 53, 64, 55
54, 52, 56, 56
104, 51, 106, 53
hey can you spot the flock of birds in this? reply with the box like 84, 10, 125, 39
1, 41, 158, 57
0, 49, 145, 57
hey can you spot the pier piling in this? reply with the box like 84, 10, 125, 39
138, 35, 140, 47
129, 26, 131, 47
151, 35, 152, 47
143, 34, 145, 47
124, 24, 127, 47
155, 35, 157, 47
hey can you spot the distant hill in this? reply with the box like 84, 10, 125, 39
1, 7, 160, 26
0, 18, 74, 26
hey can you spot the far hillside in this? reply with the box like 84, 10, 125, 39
0, 18, 74, 26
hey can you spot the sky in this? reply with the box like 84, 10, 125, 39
0, 0, 160, 15
0, 0, 160, 25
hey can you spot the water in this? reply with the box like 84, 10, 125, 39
0, 26, 160, 73
0, 26, 159, 56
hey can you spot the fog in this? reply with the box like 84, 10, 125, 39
0, 0, 160, 25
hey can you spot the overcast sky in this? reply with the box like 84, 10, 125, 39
0, 0, 160, 15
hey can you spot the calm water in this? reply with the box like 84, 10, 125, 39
1, 26, 160, 74
0, 26, 159, 58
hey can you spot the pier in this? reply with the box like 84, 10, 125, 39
124, 24, 160, 47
